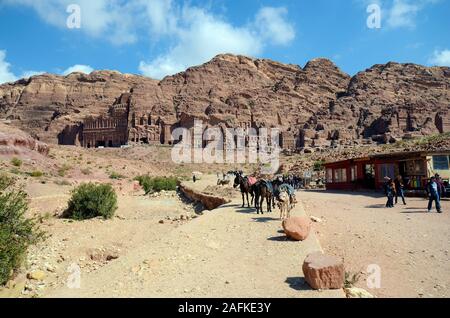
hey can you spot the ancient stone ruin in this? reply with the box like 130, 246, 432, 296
79, 93, 174, 148
69, 92, 304, 151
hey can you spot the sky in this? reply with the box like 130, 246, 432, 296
0, 0, 449, 84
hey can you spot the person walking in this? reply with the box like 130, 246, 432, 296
384, 177, 395, 208
435, 174, 446, 198
394, 175, 407, 205
427, 176, 442, 213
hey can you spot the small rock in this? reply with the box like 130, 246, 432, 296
159, 220, 165, 224
345, 287, 375, 298
310, 216, 323, 223
106, 253, 119, 261
27, 270, 46, 281
44, 263, 56, 273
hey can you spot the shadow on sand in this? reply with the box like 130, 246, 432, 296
400, 210, 428, 214
235, 206, 256, 214
252, 217, 278, 223
365, 204, 388, 209
285, 277, 312, 291
267, 235, 297, 242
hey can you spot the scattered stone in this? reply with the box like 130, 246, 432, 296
310, 216, 323, 223
44, 263, 56, 273
345, 287, 375, 298
282, 217, 312, 241
106, 253, 119, 261
27, 270, 46, 281
302, 252, 344, 290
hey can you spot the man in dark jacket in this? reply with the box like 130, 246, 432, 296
384, 177, 395, 208
427, 176, 443, 213
394, 175, 407, 205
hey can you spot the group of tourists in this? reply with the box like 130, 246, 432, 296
384, 174, 445, 213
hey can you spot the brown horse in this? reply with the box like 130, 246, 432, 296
233, 173, 255, 208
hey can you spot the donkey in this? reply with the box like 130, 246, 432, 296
233, 173, 255, 208
253, 180, 274, 214
277, 190, 291, 220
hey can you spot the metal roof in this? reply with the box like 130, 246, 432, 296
324, 149, 450, 165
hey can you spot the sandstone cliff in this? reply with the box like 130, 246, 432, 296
0, 122, 49, 157
0, 54, 448, 147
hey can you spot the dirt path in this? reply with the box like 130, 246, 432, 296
301, 190, 450, 298
37, 176, 343, 298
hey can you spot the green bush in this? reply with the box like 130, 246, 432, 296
313, 160, 325, 171
0, 174, 43, 286
29, 171, 44, 178
11, 157, 22, 167
10, 168, 20, 175
135, 176, 178, 194
109, 171, 126, 180
65, 183, 118, 220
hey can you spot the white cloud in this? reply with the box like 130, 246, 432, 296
254, 7, 295, 46
0, 50, 17, 84
356, 0, 439, 29
142, 0, 178, 35
63, 64, 94, 75
0, 50, 47, 84
0, 50, 96, 84
5, 1, 296, 79
4, 0, 138, 45
428, 49, 450, 66
139, 5, 295, 79
386, 0, 420, 29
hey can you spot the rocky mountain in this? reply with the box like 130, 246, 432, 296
0, 54, 448, 148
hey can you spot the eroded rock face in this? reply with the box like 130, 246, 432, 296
0, 55, 449, 147
282, 216, 312, 241
0, 122, 49, 156
302, 252, 344, 290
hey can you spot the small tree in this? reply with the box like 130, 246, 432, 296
0, 174, 43, 285
65, 183, 118, 220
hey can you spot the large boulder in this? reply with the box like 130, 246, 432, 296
282, 216, 312, 241
302, 252, 344, 290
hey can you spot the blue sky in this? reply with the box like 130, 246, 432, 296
0, 0, 449, 84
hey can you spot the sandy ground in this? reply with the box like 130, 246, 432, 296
301, 190, 450, 298
15, 180, 200, 297
2, 142, 448, 298
33, 178, 344, 298
6, 177, 342, 298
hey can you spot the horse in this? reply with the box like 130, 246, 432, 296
233, 173, 255, 208
253, 180, 274, 214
